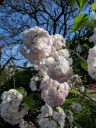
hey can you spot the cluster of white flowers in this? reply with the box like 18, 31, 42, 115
29, 76, 40, 91
20, 26, 73, 127
40, 78, 70, 106
87, 45, 96, 80
20, 26, 53, 70
42, 34, 72, 83
86, 27, 96, 81
0, 89, 29, 125
22, 27, 72, 82
22, 26, 72, 104
19, 119, 36, 128
37, 104, 66, 128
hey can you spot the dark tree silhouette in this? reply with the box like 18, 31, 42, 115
0, 0, 4, 4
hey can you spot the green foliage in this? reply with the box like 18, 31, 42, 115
91, 2, 96, 12
0, 68, 37, 94
23, 92, 43, 114
63, 97, 96, 128
75, 0, 86, 10
68, 0, 87, 9
72, 14, 89, 31
0, 68, 11, 85
73, 107, 93, 128
80, 60, 88, 71
70, 89, 81, 96
68, 0, 75, 6
16, 87, 26, 95
14, 68, 37, 89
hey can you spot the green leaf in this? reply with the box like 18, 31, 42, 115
68, 0, 75, 6
23, 94, 33, 111
72, 14, 89, 31
23, 93, 42, 113
80, 60, 88, 71
91, 3, 96, 12
16, 87, 25, 95
70, 89, 82, 96
86, 93, 96, 101
76, 0, 86, 10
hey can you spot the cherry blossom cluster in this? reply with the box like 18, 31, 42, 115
20, 26, 53, 70
0, 89, 29, 125
0, 27, 73, 127
87, 28, 96, 80
19, 26, 73, 127
21, 26, 72, 102
87, 45, 96, 80
21, 26, 72, 82
37, 104, 66, 128
40, 79, 70, 106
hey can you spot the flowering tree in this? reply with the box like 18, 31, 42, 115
0, 0, 96, 128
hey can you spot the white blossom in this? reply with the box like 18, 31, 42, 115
19, 119, 36, 128
29, 78, 37, 91
40, 79, 70, 106
47, 56, 72, 83
20, 26, 53, 70
53, 107, 66, 128
51, 34, 66, 50
0, 89, 29, 125
48, 120, 57, 128
71, 103, 82, 111
29, 76, 40, 91
76, 43, 82, 54
79, 86, 85, 92
87, 45, 96, 80
37, 104, 66, 128
38, 118, 49, 128
40, 103, 53, 117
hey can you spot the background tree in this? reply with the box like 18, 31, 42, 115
0, 0, 90, 54
0, 0, 95, 82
